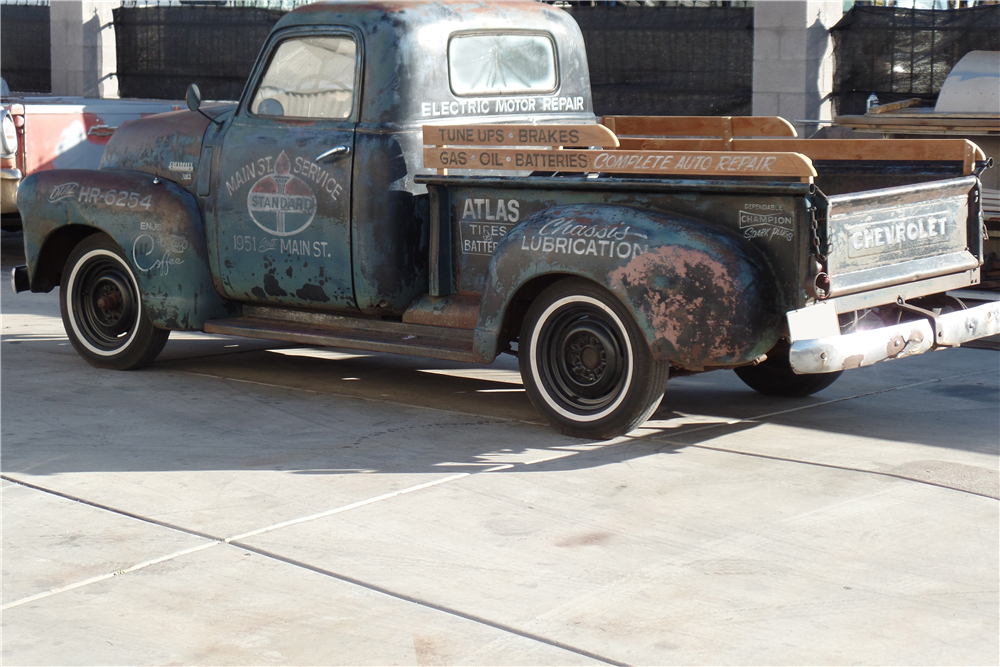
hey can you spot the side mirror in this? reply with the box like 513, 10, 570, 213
186, 83, 202, 112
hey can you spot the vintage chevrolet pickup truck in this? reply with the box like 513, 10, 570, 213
12, 1, 1000, 438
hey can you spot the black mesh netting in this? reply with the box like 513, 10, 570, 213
0, 4, 52, 93
832, 5, 1000, 116
114, 3, 754, 112
113, 5, 285, 101
564, 4, 754, 117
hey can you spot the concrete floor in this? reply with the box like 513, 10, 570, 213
2, 230, 998, 665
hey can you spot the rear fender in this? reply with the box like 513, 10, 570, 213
17, 168, 235, 329
476, 204, 782, 370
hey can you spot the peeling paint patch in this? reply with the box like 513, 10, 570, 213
295, 283, 330, 302
263, 272, 288, 297
609, 244, 747, 363
844, 354, 865, 369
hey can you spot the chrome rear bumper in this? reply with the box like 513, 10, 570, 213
790, 300, 1000, 374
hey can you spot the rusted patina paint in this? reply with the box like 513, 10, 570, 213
351, 133, 430, 315
17, 168, 235, 329
887, 334, 906, 357
608, 244, 759, 366
100, 107, 232, 194
474, 204, 781, 369
844, 354, 865, 369
403, 294, 480, 329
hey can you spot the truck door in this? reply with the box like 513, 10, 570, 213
214, 31, 360, 310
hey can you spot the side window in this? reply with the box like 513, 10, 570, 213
251, 36, 357, 120
449, 32, 557, 96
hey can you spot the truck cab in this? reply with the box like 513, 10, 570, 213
105, 1, 594, 317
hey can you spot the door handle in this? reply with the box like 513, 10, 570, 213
316, 145, 351, 163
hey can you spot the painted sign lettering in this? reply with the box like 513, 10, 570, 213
233, 235, 280, 254
461, 222, 508, 255
739, 207, 794, 242
49, 182, 79, 203
227, 154, 343, 201
423, 125, 616, 149
232, 234, 332, 258
593, 153, 776, 173
75, 186, 153, 210
520, 218, 648, 260
424, 148, 812, 179
132, 233, 188, 276
280, 239, 331, 258
458, 198, 519, 255
225, 150, 343, 239
227, 156, 273, 196
514, 152, 589, 170
420, 96, 584, 117
292, 156, 344, 201
460, 198, 520, 223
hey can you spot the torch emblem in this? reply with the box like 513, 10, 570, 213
247, 151, 317, 236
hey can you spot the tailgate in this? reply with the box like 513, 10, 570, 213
823, 176, 981, 299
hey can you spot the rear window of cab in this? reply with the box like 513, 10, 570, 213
448, 32, 558, 96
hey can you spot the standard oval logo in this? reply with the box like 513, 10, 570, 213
247, 151, 317, 237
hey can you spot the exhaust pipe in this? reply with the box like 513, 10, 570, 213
10, 265, 29, 293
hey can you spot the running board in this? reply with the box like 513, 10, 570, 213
204, 305, 477, 362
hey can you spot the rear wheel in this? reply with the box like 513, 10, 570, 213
734, 340, 841, 397
519, 279, 669, 439
60, 234, 169, 370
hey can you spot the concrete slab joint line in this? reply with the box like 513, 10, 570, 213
648, 368, 1000, 500
2, 366, 994, 614
190, 362, 999, 499
0, 451, 587, 611
1, 468, 631, 666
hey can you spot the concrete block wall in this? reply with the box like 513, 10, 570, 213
50, 1, 121, 98
753, 1, 844, 137
44, 0, 843, 128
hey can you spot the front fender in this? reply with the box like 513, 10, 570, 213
475, 204, 782, 370
17, 168, 235, 330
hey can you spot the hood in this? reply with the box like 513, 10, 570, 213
100, 105, 233, 189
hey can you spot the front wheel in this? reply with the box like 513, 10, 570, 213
519, 279, 669, 439
734, 340, 841, 397
60, 234, 169, 370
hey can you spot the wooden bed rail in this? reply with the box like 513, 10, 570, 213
602, 115, 798, 151
597, 116, 986, 176
422, 123, 817, 181
635, 138, 986, 176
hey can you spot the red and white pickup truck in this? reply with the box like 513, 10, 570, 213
1, 88, 184, 228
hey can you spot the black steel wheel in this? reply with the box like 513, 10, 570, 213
60, 234, 169, 370
519, 279, 669, 439
734, 340, 841, 397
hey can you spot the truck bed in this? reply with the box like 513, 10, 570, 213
421, 116, 988, 313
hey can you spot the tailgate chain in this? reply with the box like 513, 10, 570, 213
808, 205, 827, 262
806, 204, 832, 300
